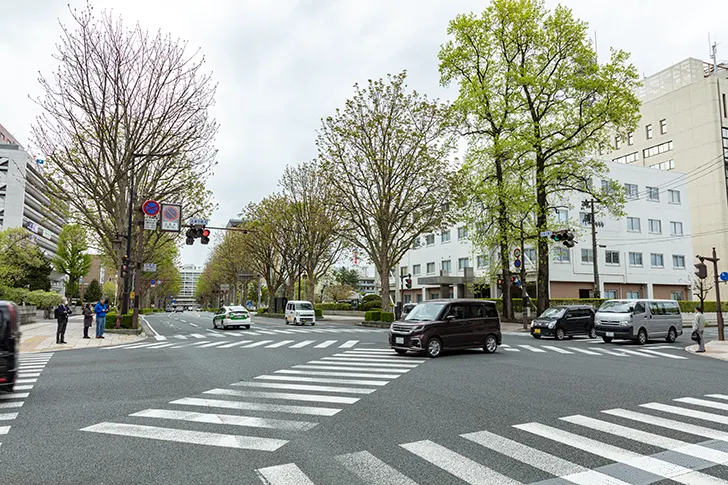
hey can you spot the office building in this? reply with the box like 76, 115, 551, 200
177, 264, 203, 304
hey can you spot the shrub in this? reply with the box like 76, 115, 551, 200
104, 312, 134, 328
258, 307, 268, 314
361, 300, 382, 311
380, 311, 395, 323
364, 310, 381, 322
317, 303, 352, 311
362, 294, 381, 304
314, 308, 323, 317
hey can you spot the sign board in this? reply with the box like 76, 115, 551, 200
188, 218, 209, 226
539, 230, 553, 237
171, 299, 176, 305
160, 204, 182, 232
514, 259, 522, 269
143, 263, 157, 272
130, 291, 135, 299
237, 272, 256, 280
513, 248, 522, 258
721, 272, 728, 282
144, 216, 158, 231
142, 199, 161, 217
150, 280, 156, 286
220, 284, 230, 291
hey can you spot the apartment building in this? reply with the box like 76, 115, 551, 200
396, 161, 693, 303
605, 57, 728, 297
177, 264, 203, 303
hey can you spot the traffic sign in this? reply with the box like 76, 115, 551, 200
188, 218, 209, 226
220, 284, 230, 291
514, 259, 522, 269
160, 204, 182, 232
721, 272, 728, 282
130, 291, 135, 299
144, 216, 157, 230
143, 263, 157, 272
142, 199, 160, 217
539, 230, 553, 237
513, 248, 522, 258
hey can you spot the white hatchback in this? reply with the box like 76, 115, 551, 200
285, 300, 316, 326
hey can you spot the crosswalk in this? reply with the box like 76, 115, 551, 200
501, 343, 688, 359
1, 353, 53, 449
255, 392, 728, 484
104, 339, 371, 351
80, 349, 427, 450
152, 327, 386, 341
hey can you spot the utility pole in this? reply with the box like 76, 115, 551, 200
582, 199, 603, 298
131, 217, 144, 329
697, 248, 725, 341
520, 224, 529, 330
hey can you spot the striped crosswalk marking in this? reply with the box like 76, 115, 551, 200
335, 450, 418, 485
256, 463, 315, 485
145, 343, 174, 349
0, 402, 23, 409
0, 413, 18, 421
190, 333, 206, 339
0, 393, 29, 399
170, 397, 341, 416
198, 341, 228, 348
602, 408, 728, 441
265, 340, 295, 348
518, 345, 546, 353
638, 348, 688, 359
255, 375, 390, 386
540, 345, 574, 354
339, 340, 359, 348
218, 340, 253, 349
275, 369, 403, 379
255, 330, 277, 335
202, 388, 359, 404
588, 347, 626, 356
231, 380, 376, 395
290, 340, 315, 348
311, 359, 420, 368
240, 340, 274, 348
129, 409, 317, 431
14, 385, 33, 391
322, 357, 427, 364
641, 402, 728, 425
293, 364, 411, 373
174, 335, 188, 339
618, 348, 658, 358
566, 347, 601, 355
16, 372, 41, 378
674, 396, 728, 411
0, 426, 9, 435
314, 340, 336, 348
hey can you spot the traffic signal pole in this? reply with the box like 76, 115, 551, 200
132, 217, 144, 330
697, 248, 724, 341
589, 200, 601, 298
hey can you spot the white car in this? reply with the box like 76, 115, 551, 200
285, 300, 316, 326
213, 306, 252, 330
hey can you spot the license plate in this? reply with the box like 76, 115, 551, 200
606, 332, 614, 337
395, 337, 404, 344
533, 328, 540, 334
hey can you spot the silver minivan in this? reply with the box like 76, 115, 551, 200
594, 299, 682, 345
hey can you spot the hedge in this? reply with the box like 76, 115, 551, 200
316, 303, 352, 311
362, 294, 381, 304
380, 311, 395, 323
104, 312, 134, 328
258, 308, 268, 314
364, 310, 381, 322
314, 308, 323, 317
361, 300, 383, 311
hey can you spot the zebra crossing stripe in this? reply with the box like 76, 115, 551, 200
170, 397, 341, 416
0, 393, 29, 400
240, 340, 274, 348
518, 345, 546, 353
0, 402, 24, 409
707, 394, 728, 401
588, 347, 627, 356
80, 422, 287, 451
0, 413, 18, 421
129, 408, 317, 431
335, 450, 418, 485
265, 340, 295, 348
190, 333, 206, 339
641, 402, 728, 425
602, 408, 728, 441
618, 349, 658, 358
275, 369, 403, 379
540, 346, 574, 354
255, 463, 315, 485
198, 341, 229, 348
218, 340, 253, 349
16, 373, 40, 378
314, 340, 336, 348
202, 388, 360, 404
323, 357, 426, 364
340, 340, 359, 348
312, 359, 420, 368
566, 347, 601, 355
0, 426, 9, 435
174, 335, 188, 339
674, 397, 728, 412
255, 375, 390, 386
14, 385, 33, 391
293, 364, 411, 374
231, 380, 376, 395
638, 349, 688, 359
145, 343, 174, 349
290, 340, 315, 348
401, 439, 521, 485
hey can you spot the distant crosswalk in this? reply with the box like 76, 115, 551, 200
254, 392, 728, 484
501, 343, 688, 359
80, 349, 427, 451
151, 327, 386, 341
104, 339, 372, 351
1, 353, 53, 450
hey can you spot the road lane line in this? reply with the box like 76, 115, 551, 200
203, 388, 359, 404
674, 397, 728, 411
339, 340, 359, 348
540, 346, 574, 354
141, 316, 166, 341
232, 381, 376, 394
638, 349, 688, 359
218, 340, 253, 349
80, 422, 287, 451
603, 408, 728, 441
293, 365, 411, 373
289, 340, 315, 349
641, 402, 728, 425
314, 340, 337, 348
335, 450, 418, 485
265, 340, 295, 348
255, 463, 315, 485
170, 397, 341, 416
275, 369, 402, 379
240, 340, 274, 348
254, 375, 389, 386
400, 439, 521, 485
130, 409, 317, 431
566, 347, 601, 355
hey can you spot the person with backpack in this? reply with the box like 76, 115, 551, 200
55, 298, 71, 344
94, 298, 109, 339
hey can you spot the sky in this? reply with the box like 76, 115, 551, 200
1, 0, 726, 267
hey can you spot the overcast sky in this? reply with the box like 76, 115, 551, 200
1, 0, 725, 266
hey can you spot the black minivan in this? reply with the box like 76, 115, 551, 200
389, 299, 501, 358
530, 305, 596, 340
0, 301, 20, 392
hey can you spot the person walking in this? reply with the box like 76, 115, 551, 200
94, 298, 109, 339
55, 298, 71, 344
83, 303, 93, 339
693, 306, 706, 353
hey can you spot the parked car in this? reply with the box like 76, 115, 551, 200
389, 299, 501, 358
285, 300, 316, 326
174, 307, 184, 313
165, 306, 174, 312
213, 306, 252, 330
0, 301, 20, 393
595, 299, 682, 345
530, 305, 596, 340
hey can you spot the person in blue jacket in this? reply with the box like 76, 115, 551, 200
94, 298, 109, 339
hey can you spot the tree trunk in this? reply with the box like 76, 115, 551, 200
536, 156, 550, 314
379, 260, 392, 313
500, 242, 513, 321
495, 156, 513, 321
306, 269, 317, 305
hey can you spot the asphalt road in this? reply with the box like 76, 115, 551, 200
1, 311, 727, 485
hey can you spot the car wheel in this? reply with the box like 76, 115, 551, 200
484, 334, 498, 354
555, 327, 566, 340
588, 327, 597, 339
426, 338, 442, 358
245, 325, 250, 330
285, 318, 289, 325
212, 320, 217, 329
666, 326, 677, 343
532, 334, 541, 339
636, 328, 648, 345
602, 336, 613, 343
311, 322, 315, 326
221, 323, 226, 330
394, 349, 407, 355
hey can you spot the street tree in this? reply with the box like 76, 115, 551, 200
85, 279, 102, 302
32, 4, 217, 300
693, 274, 713, 310
332, 266, 360, 289
0, 228, 52, 290
52, 224, 92, 299
318, 72, 456, 312
326, 284, 355, 302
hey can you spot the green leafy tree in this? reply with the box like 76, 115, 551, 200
318, 72, 456, 312
0, 228, 52, 290
332, 267, 360, 288
102, 281, 116, 305
52, 224, 92, 299
325, 283, 355, 302
85, 279, 102, 302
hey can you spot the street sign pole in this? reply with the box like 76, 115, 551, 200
697, 248, 724, 341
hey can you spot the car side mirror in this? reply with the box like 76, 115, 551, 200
445, 315, 456, 321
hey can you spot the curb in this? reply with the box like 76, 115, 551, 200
684, 342, 728, 361
355, 322, 391, 329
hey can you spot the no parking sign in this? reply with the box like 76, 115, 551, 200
160, 204, 182, 233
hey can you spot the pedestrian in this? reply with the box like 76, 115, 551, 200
55, 298, 71, 344
83, 303, 93, 339
94, 298, 109, 339
693, 306, 706, 352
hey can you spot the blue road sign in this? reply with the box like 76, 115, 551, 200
514, 259, 522, 268
721, 272, 728, 282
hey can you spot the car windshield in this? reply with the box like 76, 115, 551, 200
228, 307, 247, 313
404, 303, 446, 322
296, 303, 314, 310
598, 301, 633, 313
539, 307, 565, 319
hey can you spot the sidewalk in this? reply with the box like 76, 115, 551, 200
686, 340, 728, 361
20, 316, 146, 353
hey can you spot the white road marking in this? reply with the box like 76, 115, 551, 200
322, 357, 427, 364
641, 402, 728, 425
589, 348, 627, 356
540, 346, 574, 354
174, 335, 188, 340
170, 397, 341, 416
198, 341, 229, 348
80, 422, 287, 451
240, 340, 275, 348
16, 372, 41, 378
0, 393, 29, 399
343, 348, 396, 353
517, 345, 546, 353
0, 413, 18, 421
0, 402, 23, 409
0, 426, 9, 435
301, 361, 417, 369
275, 369, 402, 379
142, 316, 166, 341
255, 375, 389, 386
603, 408, 728, 441
189, 323, 199, 328
314, 340, 337, 348
218, 340, 253, 349
566, 347, 601, 355
339, 340, 359, 348
130, 408, 317, 431
401, 439, 521, 485
207, 332, 227, 338
203, 388, 360, 404
265, 340, 295, 348
675, 397, 728, 411
638, 349, 688, 359
335, 450, 418, 485
189, 333, 206, 339
618, 349, 658, 358
232, 381, 376, 394
14, 385, 34, 391
17, 365, 45, 370
293, 364, 411, 374
145, 343, 174, 349
255, 463, 315, 485
14, 378, 36, 384
289, 340, 315, 349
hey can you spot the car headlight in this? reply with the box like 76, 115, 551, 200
530, 322, 535, 328
620, 321, 630, 326
411, 325, 425, 333
548, 322, 556, 329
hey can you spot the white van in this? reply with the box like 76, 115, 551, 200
594, 299, 682, 345
285, 300, 316, 326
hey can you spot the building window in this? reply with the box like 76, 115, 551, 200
650, 253, 664, 267
426, 262, 435, 274
425, 234, 435, 246
416, 294, 423, 303
441, 260, 451, 273
660, 119, 667, 134
524, 248, 537, 262
627, 217, 641, 232
400, 266, 408, 276
581, 248, 594, 263
624, 183, 638, 198
670, 291, 684, 300
668, 189, 681, 204
605, 289, 617, 299
613, 152, 639, 164
629, 252, 643, 266
627, 132, 634, 146
458, 258, 471, 270
441, 230, 451, 243
476, 255, 488, 268
646, 186, 660, 201
404, 294, 412, 303
556, 209, 568, 222
672, 255, 685, 269
553, 247, 570, 263
643, 140, 673, 159
412, 264, 421, 276
646, 124, 653, 139
601, 179, 610, 190
627, 291, 641, 299
614, 136, 621, 149
605, 250, 620, 265
651, 159, 675, 171
579, 211, 591, 226
648, 219, 662, 234
670, 221, 683, 236
723, 93, 727, 118
457, 227, 469, 240
412, 237, 421, 249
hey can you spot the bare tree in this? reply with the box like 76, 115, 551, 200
317, 72, 455, 312
31, 4, 218, 301
693, 274, 714, 309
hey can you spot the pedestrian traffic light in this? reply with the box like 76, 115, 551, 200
695, 262, 708, 279
120, 257, 130, 277
201, 228, 211, 245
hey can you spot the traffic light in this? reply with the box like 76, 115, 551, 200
120, 257, 130, 278
695, 262, 708, 279
185, 228, 195, 245
552, 230, 576, 248
185, 225, 211, 245
405, 275, 412, 289
201, 228, 211, 245
497, 277, 503, 286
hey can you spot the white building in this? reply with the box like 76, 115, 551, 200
177, 264, 203, 302
396, 161, 693, 303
